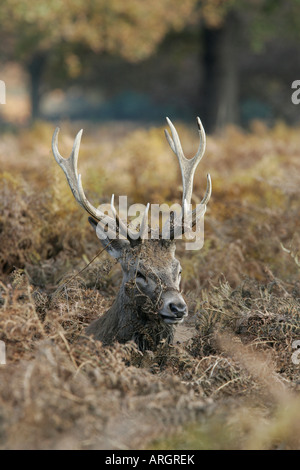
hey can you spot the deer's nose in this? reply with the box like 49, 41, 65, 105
168, 301, 188, 319
159, 291, 188, 323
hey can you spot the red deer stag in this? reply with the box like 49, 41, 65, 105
52, 118, 211, 351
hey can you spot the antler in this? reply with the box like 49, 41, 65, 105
52, 119, 210, 245
52, 127, 149, 243
164, 117, 212, 238
164, 117, 211, 209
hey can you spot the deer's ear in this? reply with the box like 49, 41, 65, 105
88, 217, 129, 259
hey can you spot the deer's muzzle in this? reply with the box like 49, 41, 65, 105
158, 290, 188, 324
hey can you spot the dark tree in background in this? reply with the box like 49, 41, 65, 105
199, 0, 300, 131
201, 11, 240, 132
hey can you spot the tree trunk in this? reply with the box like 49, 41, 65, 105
201, 12, 240, 133
27, 52, 47, 121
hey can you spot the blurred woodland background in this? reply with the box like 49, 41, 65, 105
1, 0, 300, 130
0, 0, 300, 451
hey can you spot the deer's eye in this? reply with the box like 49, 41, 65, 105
136, 271, 147, 282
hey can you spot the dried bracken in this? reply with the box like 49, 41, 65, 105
0, 121, 300, 449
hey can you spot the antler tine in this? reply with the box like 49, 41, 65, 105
195, 116, 206, 162
200, 173, 212, 206
164, 117, 184, 160
165, 117, 207, 208
52, 127, 82, 202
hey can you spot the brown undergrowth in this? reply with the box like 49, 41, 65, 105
0, 120, 299, 449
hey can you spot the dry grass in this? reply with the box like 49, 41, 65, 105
0, 119, 299, 449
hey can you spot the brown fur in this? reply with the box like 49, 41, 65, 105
85, 236, 185, 351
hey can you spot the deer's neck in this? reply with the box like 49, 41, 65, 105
86, 282, 174, 351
